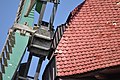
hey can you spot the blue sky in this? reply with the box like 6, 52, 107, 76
0, 0, 83, 79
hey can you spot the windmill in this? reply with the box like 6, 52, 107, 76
0, 0, 60, 79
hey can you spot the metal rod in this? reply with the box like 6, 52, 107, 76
23, 53, 32, 77
34, 57, 44, 80
38, 1, 47, 27
48, 3, 58, 30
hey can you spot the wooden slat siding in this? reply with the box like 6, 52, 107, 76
17, 0, 24, 13
63, 24, 66, 32
51, 24, 67, 49
53, 27, 59, 49
53, 37, 56, 49
17, 13, 21, 20
57, 27, 61, 41
52, 27, 58, 49
0, 57, 5, 73
0, 33, 15, 74
15, 0, 25, 23
9, 35, 15, 46
17, 3, 22, 18
17, 0, 23, 16
16, 17, 20, 23
19, 0, 25, 12
55, 29, 59, 46
12, 34, 15, 44
54, 34, 57, 49
48, 24, 67, 59
16, 13, 21, 23
9, 37, 14, 47
59, 25, 63, 38
7, 40, 12, 54
5, 46, 10, 60
19, 0, 24, 10
2, 52, 7, 67
60, 25, 63, 36
54, 26, 59, 49
0, 36, 11, 67
15, 4, 21, 22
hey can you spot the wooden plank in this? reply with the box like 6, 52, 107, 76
2, 51, 8, 67
5, 46, 10, 60
7, 40, 12, 54
3, 32, 29, 80
0, 57, 5, 73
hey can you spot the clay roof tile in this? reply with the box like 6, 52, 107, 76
55, 0, 120, 76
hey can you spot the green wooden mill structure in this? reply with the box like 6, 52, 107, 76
0, 0, 60, 79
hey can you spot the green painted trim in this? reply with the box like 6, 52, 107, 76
35, 1, 42, 14
3, 32, 29, 80
3, 0, 35, 79
19, 0, 34, 27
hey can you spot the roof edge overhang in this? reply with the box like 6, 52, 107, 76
56, 65, 120, 79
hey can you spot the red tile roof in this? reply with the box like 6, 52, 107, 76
55, 0, 120, 76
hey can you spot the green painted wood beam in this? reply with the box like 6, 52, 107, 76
35, 0, 43, 14
2, 0, 35, 79
3, 32, 29, 80
18, 0, 34, 26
